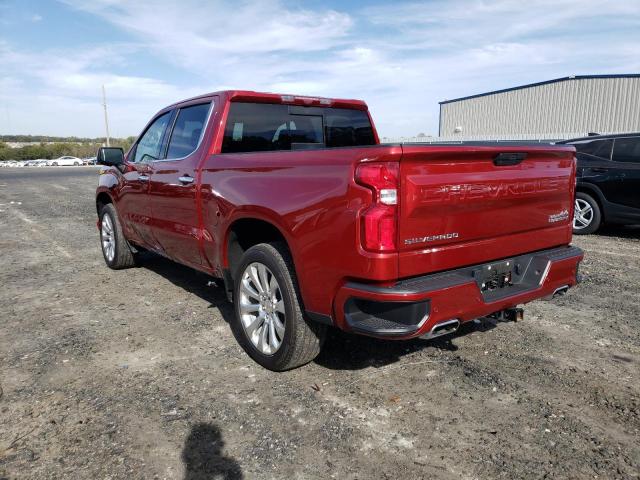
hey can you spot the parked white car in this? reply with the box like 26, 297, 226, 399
49, 156, 82, 166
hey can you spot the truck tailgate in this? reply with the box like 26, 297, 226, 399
398, 144, 576, 278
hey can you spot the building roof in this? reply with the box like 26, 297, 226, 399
439, 74, 640, 105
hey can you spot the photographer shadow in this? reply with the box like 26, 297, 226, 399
182, 423, 243, 480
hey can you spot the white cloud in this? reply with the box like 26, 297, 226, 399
1, 0, 639, 137
0, 41, 206, 136
62, 0, 352, 61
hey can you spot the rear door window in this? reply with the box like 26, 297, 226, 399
612, 137, 640, 163
573, 139, 613, 161
166, 103, 211, 159
221, 102, 375, 153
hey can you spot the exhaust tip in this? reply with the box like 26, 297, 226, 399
421, 319, 460, 340
542, 285, 570, 301
552, 285, 569, 298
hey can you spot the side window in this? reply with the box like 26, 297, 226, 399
166, 102, 211, 159
573, 139, 613, 161
133, 112, 172, 163
612, 137, 640, 163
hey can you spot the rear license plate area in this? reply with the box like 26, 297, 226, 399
473, 260, 514, 293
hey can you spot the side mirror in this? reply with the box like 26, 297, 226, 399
97, 147, 124, 166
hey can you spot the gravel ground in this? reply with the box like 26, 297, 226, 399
1, 167, 639, 480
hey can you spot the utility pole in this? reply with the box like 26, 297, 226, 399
102, 84, 111, 147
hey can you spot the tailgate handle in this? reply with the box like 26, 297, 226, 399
493, 152, 527, 166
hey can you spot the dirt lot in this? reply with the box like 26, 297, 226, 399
0, 167, 638, 480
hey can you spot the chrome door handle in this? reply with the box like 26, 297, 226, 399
138, 174, 150, 181
178, 175, 194, 184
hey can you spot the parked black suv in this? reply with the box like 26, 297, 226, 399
558, 133, 640, 234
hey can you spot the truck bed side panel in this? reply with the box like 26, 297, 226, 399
199, 145, 402, 316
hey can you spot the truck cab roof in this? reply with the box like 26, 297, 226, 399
166, 90, 369, 111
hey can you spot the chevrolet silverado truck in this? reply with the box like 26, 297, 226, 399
95, 90, 583, 371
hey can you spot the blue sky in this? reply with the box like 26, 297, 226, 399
1, 0, 639, 138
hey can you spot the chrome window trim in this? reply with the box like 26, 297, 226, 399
152, 100, 215, 164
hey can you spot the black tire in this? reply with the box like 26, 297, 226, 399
99, 203, 137, 269
52, 162, 58, 166
73, 162, 79, 166
573, 192, 601, 235
231, 242, 326, 371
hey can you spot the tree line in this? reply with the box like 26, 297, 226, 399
0, 135, 119, 143
0, 137, 136, 161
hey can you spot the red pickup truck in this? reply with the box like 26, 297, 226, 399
96, 90, 583, 370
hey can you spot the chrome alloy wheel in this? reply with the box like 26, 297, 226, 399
101, 214, 116, 262
573, 198, 594, 230
239, 262, 285, 355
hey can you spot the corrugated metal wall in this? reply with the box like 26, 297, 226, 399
439, 77, 640, 140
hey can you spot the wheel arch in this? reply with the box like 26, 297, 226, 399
223, 216, 294, 280
575, 182, 606, 222
96, 191, 114, 216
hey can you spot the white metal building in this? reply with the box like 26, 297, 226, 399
437, 74, 640, 141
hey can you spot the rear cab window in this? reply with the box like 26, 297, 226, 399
221, 102, 375, 153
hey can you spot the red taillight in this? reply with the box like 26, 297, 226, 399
355, 162, 399, 252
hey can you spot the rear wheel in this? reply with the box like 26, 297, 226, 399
231, 242, 326, 371
99, 203, 137, 269
573, 192, 601, 235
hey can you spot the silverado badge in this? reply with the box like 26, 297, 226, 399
404, 232, 459, 246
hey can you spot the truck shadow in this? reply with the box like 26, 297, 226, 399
140, 253, 237, 324
594, 224, 640, 239
314, 319, 498, 371
139, 252, 501, 370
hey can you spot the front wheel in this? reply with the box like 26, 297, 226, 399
573, 192, 601, 235
231, 243, 326, 371
99, 204, 137, 269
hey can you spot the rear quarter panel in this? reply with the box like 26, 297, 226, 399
199, 145, 402, 316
